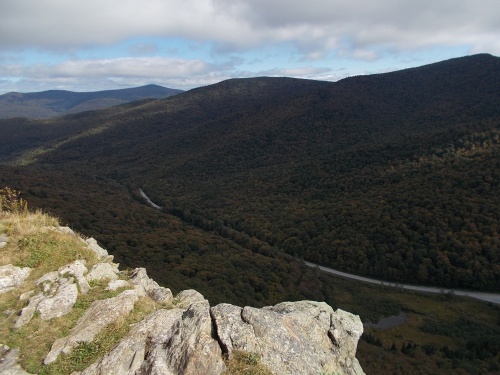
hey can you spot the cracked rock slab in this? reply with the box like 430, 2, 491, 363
75, 289, 226, 375
0, 265, 31, 294
0, 344, 34, 375
86, 263, 119, 282
211, 301, 365, 375
44, 289, 139, 364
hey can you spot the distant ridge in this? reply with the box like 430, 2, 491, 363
0, 84, 183, 119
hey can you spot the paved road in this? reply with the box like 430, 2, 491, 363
139, 188, 162, 210
304, 261, 500, 305
138, 188, 500, 305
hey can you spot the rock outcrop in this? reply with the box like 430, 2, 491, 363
86, 262, 119, 282
77, 290, 227, 375
0, 344, 34, 375
1, 224, 365, 375
0, 265, 31, 294
211, 301, 364, 375
44, 289, 140, 364
129, 267, 173, 304
0, 233, 9, 249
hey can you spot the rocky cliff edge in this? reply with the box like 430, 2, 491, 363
0, 212, 365, 375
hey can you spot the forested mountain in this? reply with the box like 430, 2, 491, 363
0, 84, 182, 119
0, 54, 499, 298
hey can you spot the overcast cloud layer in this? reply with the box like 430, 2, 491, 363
1, 0, 499, 93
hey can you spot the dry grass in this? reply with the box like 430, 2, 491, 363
1, 209, 58, 236
3, 278, 126, 373
1, 209, 59, 266
223, 351, 273, 375
37, 296, 158, 375
0, 210, 98, 280
0, 210, 167, 375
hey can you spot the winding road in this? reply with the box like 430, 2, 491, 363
138, 188, 500, 306
139, 188, 162, 210
304, 261, 500, 305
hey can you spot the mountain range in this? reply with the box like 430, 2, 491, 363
0, 53, 498, 295
1, 53, 499, 374
0, 84, 182, 119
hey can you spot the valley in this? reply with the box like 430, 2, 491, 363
0, 54, 499, 373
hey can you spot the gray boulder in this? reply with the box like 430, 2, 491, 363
44, 289, 139, 364
57, 226, 76, 236
329, 309, 365, 374
211, 300, 365, 375
76, 309, 184, 375
59, 260, 90, 294
76, 289, 226, 375
85, 238, 112, 261
136, 290, 225, 375
0, 234, 8, 249
106, 279, 130, 291
14, 293, 45, 328
0, 265, 31, 294
15, 277, 78, 327
86, 263, 119, 282
35, 271, 59, 290
37, 279, 78, 320
129, 268, 173, 304
0, 344, 34, 375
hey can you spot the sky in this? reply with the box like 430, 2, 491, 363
0, 0, 499, 94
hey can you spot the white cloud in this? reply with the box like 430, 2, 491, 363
2, 57, 214, 78
0, 0, 499, 93
1, 0, 499, 57
0, 57, 227, 92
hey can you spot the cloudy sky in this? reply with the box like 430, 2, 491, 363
1, 0, 499, 94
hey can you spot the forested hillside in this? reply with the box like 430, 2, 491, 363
0, 53, 499, 295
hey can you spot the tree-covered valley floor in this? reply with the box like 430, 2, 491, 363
1, 170, 498, 375
2, 55, 498, 295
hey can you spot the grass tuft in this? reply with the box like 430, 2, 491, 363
40, 296, 158, 375
223, 351, 273, 375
